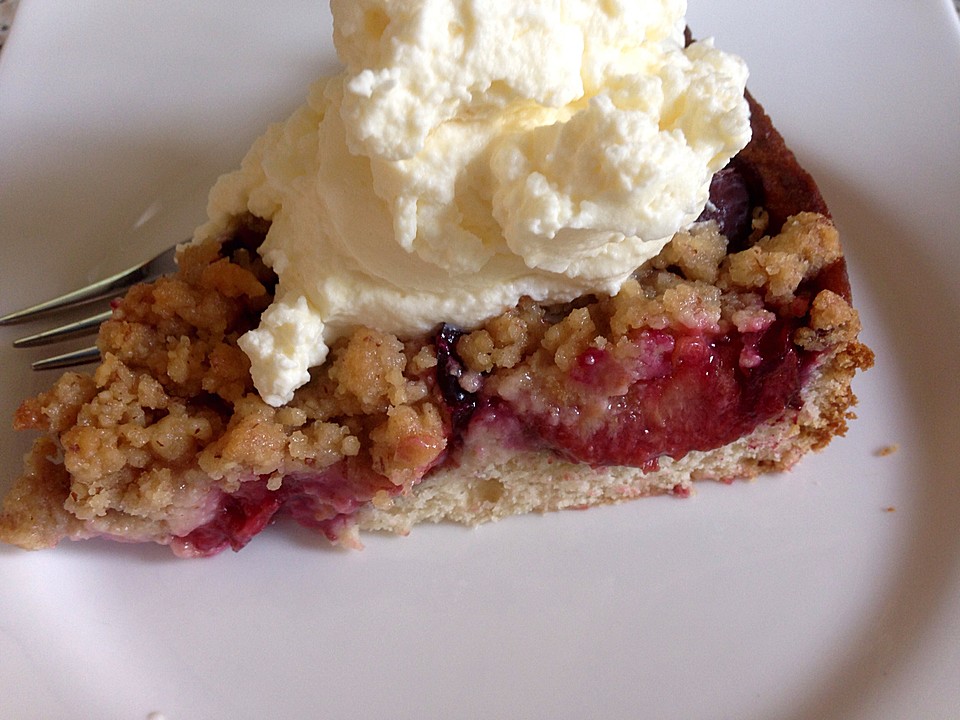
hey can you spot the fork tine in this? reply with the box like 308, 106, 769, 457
12, 310, 113, 348
0, 244, 178, 326
31, 346, 101, 371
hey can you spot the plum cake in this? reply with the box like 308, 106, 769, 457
0, 90, 873, 556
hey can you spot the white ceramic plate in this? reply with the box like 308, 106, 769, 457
1, 2, 959, 718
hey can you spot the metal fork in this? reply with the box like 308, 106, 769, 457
0, 244, 179, 370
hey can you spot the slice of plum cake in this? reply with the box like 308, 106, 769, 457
0, 95, 873, 556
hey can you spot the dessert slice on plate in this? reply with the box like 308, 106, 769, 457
0, 2, 872, 556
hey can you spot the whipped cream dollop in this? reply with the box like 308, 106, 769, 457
195, 0, 751, 406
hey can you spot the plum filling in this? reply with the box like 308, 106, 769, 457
461, 321, 807, 470
176, 462, 400, 557
698, 165, 754, 247
435, 324, 479, 432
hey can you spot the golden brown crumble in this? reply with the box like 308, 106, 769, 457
457, 299, 546, 374
719, 212, 841, 303
328, 327, 431, 414
794, 289, 862, 352
460, 213, 859, 383
2, 229, 451, 546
